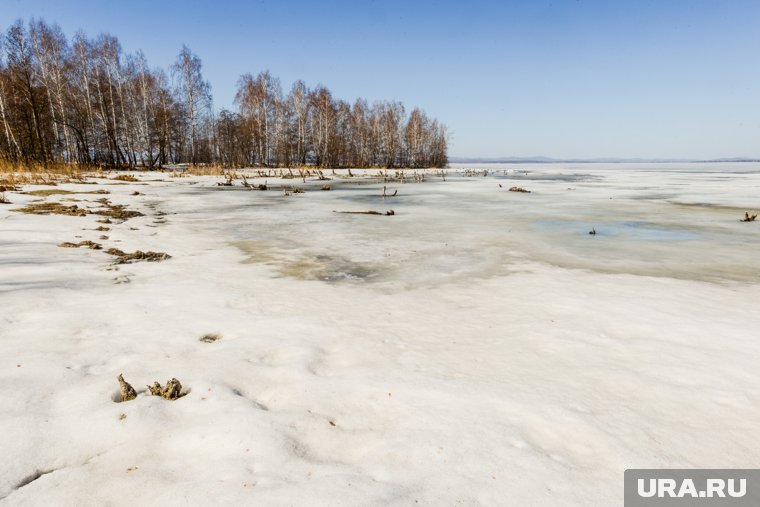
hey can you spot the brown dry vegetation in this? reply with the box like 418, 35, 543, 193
182, 165, 228, 176
117, 374, 137, 402
13, 198, 143, 220
112, 174, 138, 182
147, 378, 185, 400
105, 248, 170, 264
58, 240, 102, 250
14, 202, 89, 216
0, 160, 90, 185
22, 189, 109, 196
92, 198, 143, 220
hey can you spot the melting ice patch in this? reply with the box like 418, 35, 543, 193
533, 220, 701, 241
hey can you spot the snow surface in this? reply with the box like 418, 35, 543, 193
1, 163, 759, 505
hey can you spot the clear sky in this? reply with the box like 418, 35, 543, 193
2, 0, 758, 159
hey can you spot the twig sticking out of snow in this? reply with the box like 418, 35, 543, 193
217, 174, 233, 186
741, 211, 758, 222
382, 186, 398, 197
333, 209, 395, 216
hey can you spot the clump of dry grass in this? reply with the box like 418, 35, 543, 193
0, 192, 9, 204
1, 173, 57, 187
92, 198, 143, 220
200, 333, 222, 343
22, 189, 109, 197
182, 164, 228, 176
13, 197, 142, 220
147, 378, 186, 400
112, 174, 138, 182
117, 374, 187, 402
117, 374, 137, 402
58, 240, 102, 250
105, 247, 170, 264
0, 160, 92, 185
14, 202, 89, 216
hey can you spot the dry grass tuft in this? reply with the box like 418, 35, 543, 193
0, 160, 93, 185
92, 198, 143, 220
147, 378, 185, 400
200, 333, 222, 343
58, 240, 102, 250
95, 204, 143, 220
14, 202, 89, 216
105, 247, 170, 264
112, 174, 138, 182
182, 164, 227, 176
22, 189, 109, 197
117, 374, 137, 402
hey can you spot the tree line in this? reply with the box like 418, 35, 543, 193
0, 19, 448, 169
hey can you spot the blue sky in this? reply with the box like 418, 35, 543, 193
2, 0, 758, 158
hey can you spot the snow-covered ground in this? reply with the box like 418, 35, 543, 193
1, 163, 759, 506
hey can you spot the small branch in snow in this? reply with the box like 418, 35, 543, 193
333, 209, 395, 216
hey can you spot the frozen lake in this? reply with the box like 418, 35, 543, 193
204, 163, 760, 285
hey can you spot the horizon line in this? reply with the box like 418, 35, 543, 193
448, 156, 760, 163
